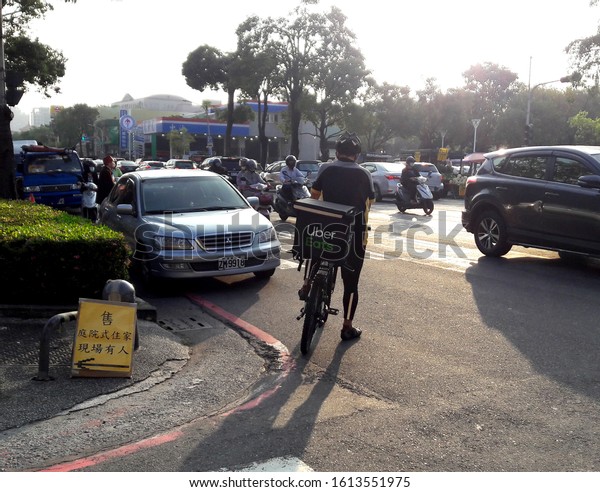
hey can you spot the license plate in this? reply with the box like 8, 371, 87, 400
218, 257, 245, 270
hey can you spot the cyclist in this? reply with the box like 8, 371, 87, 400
299, 132, 375, 342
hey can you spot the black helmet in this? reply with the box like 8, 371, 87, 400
336, 132, 362, 155
285, 155, 297, 166
209, 157, 222, 166
84, 160, 96, 173
405, 156, 416, 165
246, 159, 257, 172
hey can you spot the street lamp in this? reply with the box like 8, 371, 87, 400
471, 119, 481, 153
525, 74, 575, 145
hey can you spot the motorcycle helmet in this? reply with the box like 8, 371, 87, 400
239, 157, 249, 169
246, 159, 257, 172
285, 155, 297, 166
335, 132, 362, 155
405, 156, 416, 165
209, 157, 222, 167
83, 160, 96, 174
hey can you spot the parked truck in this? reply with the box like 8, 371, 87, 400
14, 142, 84, 211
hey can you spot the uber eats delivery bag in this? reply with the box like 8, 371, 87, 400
292, 198, 358, 264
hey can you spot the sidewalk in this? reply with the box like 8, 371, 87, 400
0, 299, 193, 433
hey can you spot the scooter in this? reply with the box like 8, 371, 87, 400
241, 182, 273, 220
395, 176, 434, 215
272, 181, 310, 221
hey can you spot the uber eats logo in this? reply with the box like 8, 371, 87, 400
304, 223, 347, 254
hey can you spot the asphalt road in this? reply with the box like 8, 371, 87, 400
8, 198, 600, 473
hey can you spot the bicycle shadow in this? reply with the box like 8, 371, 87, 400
180, 338, 357, 471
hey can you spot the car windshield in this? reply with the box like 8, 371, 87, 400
142, 176, 248, 214
26, 155, 81, 174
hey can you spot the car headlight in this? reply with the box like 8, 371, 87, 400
154, 236, 194, 250
23, 185, 41, 192
258, 227, 277, 244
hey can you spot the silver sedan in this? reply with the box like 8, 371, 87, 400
99, 170, 281, 282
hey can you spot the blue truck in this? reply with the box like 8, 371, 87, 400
14, 142, 84, 210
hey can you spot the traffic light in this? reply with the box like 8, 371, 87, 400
524, 124, 533, 145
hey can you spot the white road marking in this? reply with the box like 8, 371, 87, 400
221, 456, 314, 472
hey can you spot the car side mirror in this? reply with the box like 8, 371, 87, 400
116, 203, 135, 216
246, 196, 259, 208
577, 175, 600, 189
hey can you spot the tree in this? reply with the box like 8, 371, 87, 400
182, 45, 247, 156
351, 82, 418, 153
462, 62, 519, 151
303, 6, 369, 161
235, 17, 279, 164
0, 0, 76, 199
51, 104, 99, 153
568, 111, 600, 144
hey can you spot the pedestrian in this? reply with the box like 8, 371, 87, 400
96, 155, 116, 205
81, 160, 99, 222
298, 132, 375, 341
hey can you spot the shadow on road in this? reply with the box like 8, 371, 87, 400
465, 255, 600, 401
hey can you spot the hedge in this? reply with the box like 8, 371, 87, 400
0, 200, 130, 305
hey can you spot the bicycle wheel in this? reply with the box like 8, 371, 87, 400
301, 278, 324, 355
320, 266, 337, 326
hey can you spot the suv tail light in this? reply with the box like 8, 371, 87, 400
466, 176, 477, 185
385, 174, 399, 180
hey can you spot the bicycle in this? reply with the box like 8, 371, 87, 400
292, 197, 359, 356
297, 259, 339, 355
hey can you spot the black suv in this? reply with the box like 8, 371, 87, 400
462, 146, 600, 258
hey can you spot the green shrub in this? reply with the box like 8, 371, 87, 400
0, 200, 130, 305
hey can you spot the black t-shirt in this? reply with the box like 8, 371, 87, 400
311, 160, 375, 232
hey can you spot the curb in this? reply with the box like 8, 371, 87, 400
0, 297, 157, 322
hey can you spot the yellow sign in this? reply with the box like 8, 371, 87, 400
414, 151, 421, 162
437, 147, 449, 162
71, 298, 137, 378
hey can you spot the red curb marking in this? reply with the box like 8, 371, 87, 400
40, 430, 184, 472
36, 294, 293, 472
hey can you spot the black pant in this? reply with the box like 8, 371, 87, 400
82, 207, 97, 223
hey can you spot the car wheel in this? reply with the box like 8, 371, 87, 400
473, 209, 512, 257
254, 268, 275, 279
374, 185, 383, 202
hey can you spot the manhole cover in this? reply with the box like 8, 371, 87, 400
158, 314, 215, 332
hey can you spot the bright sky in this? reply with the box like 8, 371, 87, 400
15, 0, 600, 116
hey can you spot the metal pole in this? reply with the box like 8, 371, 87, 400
471, 119, 481, 153
0, 4, 5, 106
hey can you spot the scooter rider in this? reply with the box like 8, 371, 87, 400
401, 156, 420, 202
236, 158, 266, 193
279, 154, 305, 203
207, 157, 227, 175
